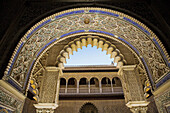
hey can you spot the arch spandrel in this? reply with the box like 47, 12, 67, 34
3, 7, 170, 92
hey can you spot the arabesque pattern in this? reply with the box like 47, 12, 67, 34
4, 8, 169, 90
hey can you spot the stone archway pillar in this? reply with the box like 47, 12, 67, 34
118, 65, 149, 113
34, 67, 63, 113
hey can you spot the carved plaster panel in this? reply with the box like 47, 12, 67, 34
0, 88, 23, 113
154, 88, 170, 113
4, 8, 169, 91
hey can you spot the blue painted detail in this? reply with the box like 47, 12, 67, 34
123, 17, 150, 35
7, 42, 24, 75
60, 30, 85, 38
29, 85, 36, 95
156, 72, 170, 88
55, 10, 84, 19
88, 29, 141, 55
24, 60, 35, 90
118, 37, 140, 55
26, 19, 51, 39
89, 10, 119, 17
0, 106, 13, 113
153, 38, 169, 67
7, 78, 22, 92
24, 38, 57, 90
88, 30, 115, 36
116, 37, 154, 85
141, 58, 154, 86
36, 38, 57, 57
168, 63, 170, 67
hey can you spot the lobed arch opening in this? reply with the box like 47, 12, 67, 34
56, 35, 127, 68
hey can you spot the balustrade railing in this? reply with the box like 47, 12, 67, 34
67, 88, 77, 93
102, 87, 112, 93
90, 88, 100, 93
59, 87, 123, 94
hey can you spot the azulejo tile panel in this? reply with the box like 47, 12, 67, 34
3, 7, 169, 92
155, 88, 170, 113
0, 89, 23, 113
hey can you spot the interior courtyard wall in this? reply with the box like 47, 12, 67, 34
21, 96, 159, 113
55, 99, 131, 113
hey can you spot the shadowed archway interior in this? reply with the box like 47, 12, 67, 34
0, 7, 169, 113
79, 103, 98, 113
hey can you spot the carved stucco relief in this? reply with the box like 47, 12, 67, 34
0, 88, 23, 113
4, 8, 169, 90
155, 88, 170, 113
119, 67, 145, 103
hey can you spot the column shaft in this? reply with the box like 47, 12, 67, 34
65, 80, 68, 93
99, 80, 102, 93
111, 79, 113, 93
88, 80, 90, 93
77, 80, 79, 93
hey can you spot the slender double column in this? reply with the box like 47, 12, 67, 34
118, 65, 149, 113
34, 67, 63, 113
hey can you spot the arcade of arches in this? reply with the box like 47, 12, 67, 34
0, 7, 169, 113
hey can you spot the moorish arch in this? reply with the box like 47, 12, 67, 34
56, 35, 127, 68
0, 7, 169, 113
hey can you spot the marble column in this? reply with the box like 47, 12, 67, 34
99, 80, 102, 93
88, 80, 90, 93
77, 79, 79, 93
111, 79, 113, 92
65, 80, 68, 93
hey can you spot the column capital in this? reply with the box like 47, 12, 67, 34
126, 101, 149, 108
118, 65, 137, 75
45, 66, 63, 76
126, 101, 149, 113
45, 67, 63, 71
34, 103, 58, 109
